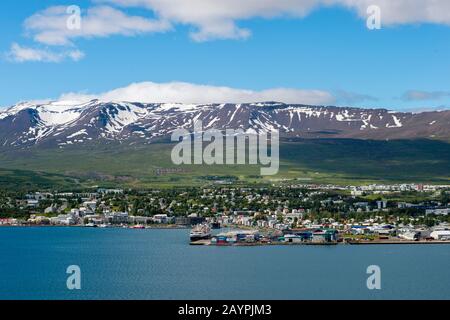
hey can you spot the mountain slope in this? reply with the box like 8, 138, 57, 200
1, 100, 450, 148
0, 138, 450, 188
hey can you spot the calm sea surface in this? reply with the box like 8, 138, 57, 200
0, 227, 449, 300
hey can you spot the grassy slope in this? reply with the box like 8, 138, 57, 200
1, 138, 449, 189
0, 168, 82, 190
280, 139, 450, 184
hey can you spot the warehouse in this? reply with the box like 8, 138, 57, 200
430, 230, 450, 240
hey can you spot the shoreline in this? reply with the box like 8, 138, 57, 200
0, 224, 190, 230
190, 239, 450, 246
2, 226, 449, 246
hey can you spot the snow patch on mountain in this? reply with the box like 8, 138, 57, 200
0, 100, 448, 148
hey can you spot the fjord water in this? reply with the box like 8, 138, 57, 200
1, 227, 449, 300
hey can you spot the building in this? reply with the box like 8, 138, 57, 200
399, 231, 420, 241
283, 234, 304, 243
430, 230, 450, 240
26, 192, 53, 200
376, 200, 387, 210
83, 201, 97, 212
351, 225, 370, 235
426, 208, 450, 216
50, 214, 77, 225
105, 212, 129, 224
129, 216, 151, 224
312, 229, 339, 243
26, 200, 39, 208
175, 216, 205, 226
152, 214, 169, 224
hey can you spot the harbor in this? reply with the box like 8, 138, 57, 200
189, 224, 450, 246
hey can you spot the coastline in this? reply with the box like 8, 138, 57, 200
2, 225, 449, 246
0, 224, 190, 230
191, 240, 450, 246
190, 239, 450, 246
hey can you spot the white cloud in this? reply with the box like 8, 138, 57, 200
25, 5, 172, 46
338, 0, 450, 25
57, 81, 336, 105
6, 43, 84, 63
97, 0, 450, 41
8, 0, 450, 63
96, 0, 321, 41
402, 90, 450, 101
335, 90, 378, 104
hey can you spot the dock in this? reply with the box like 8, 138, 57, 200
347, 240, 450, 245
190, 239, 450, 246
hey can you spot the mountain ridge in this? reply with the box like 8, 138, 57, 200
1, 100, 450, 148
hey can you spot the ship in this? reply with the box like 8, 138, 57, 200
190, 223, 212, 242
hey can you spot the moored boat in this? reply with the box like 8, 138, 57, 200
190, 223, 211, 242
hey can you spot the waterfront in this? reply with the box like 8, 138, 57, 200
1, 227, 449, 300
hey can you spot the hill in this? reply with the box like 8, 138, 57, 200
1, 138, 449, 189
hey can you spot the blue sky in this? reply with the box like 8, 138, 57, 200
0, 0, 449, 111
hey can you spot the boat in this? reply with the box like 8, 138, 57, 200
190, 223, 211, 242
85, 223, 98, 228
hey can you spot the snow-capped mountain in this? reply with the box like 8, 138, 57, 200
1, 100, 450, 148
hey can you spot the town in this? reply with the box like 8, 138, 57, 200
1, 183, 450, 245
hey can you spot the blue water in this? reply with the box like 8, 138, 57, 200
0, 227, 449, 300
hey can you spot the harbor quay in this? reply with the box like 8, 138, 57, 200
190, 225, 450, 246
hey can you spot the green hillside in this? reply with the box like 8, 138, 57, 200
1, 138, 450, 189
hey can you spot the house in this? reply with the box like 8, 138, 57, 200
26, 192, 53, 200
83, 201, 97, 212
98, 188, 124, 194
426, 208, 450, 216
152, 214, 169, 224
28, 215, 50, 225
84, 214, 104, 225
70, 209, 81, 217
285, 211, 302, 222
257, 220, 268, 228
0, 218, 18, 225
26, 200, 39, 208
44, 205, 57, 214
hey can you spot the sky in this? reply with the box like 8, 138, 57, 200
0, 0, 449, 111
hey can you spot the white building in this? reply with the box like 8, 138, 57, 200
430, 230, 450, 240
426, 208, 450, 216
83, 201, 97, 211
152, 214, 169, 224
